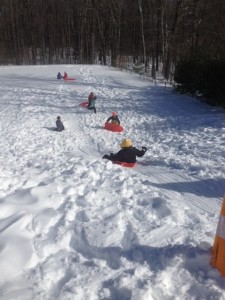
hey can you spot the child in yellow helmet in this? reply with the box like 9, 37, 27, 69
102, 139, 147, 163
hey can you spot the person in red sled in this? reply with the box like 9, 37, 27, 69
106, 112, 120, 125
63, 72, 68, 79
102, 139, 147, 163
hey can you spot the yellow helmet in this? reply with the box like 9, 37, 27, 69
120, 139, 132, 148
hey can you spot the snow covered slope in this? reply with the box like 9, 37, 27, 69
0, 64, 224, 300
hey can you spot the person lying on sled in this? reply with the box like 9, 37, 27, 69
106, 112, 120, 125
56, 116, 65, 132
102, 138, 147, 163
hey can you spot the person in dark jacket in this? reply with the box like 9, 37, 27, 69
56, 116, 65, 132
106, 112, 120, 125
57, 72, 63, 80
102, 139, 147, 163
87, 92, 97, 113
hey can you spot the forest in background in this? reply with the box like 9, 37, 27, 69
0, 0, 225, 105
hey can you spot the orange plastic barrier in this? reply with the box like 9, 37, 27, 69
211, 194, 225, 276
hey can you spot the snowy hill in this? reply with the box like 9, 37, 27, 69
0, 64, 225, 300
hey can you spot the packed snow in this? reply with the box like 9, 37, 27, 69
0, 64, 225, 300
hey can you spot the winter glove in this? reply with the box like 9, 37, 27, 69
102, 154, 107, 159
142, 146, 147, 152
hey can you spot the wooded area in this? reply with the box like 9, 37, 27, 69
0, 0, 225, 100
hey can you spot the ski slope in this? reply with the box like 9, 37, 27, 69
0, 64, 225, 300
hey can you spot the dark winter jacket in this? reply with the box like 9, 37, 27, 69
106, 115, 120, 125
56, 119, 65, 131
57, 72, 62, 79
104, 147, 146, 163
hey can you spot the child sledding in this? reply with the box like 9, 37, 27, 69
57, 71, 75, 81
87, 92, 97, 114
80, 92, 97, 113
104, 112, 124, 132
102, 138, 147, 167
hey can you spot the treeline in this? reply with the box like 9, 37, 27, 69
174, 58, 225, 107
0, 0, 225, 103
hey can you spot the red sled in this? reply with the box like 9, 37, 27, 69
114, 161, 136, 168
104, 122, 124, 133
80, 102, 88, 107
64, 77, 76, 81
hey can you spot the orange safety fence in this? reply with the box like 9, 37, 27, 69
211, 194, 225, 276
